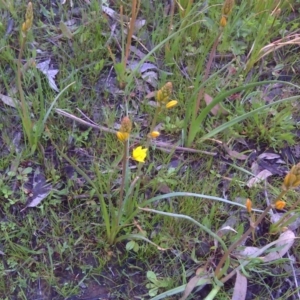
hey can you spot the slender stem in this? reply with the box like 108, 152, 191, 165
117, 141, 128, 225
193, 32, 222, 121
124, 0, 139, 68
135, 106, 161, 177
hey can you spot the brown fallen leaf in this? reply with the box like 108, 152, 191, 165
179, 274, 210, 300
0, 93, 20, 108
223, 144, 249, 160
204, 93, 229, 116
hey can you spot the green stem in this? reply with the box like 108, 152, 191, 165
52, 141, 112, 240
117, 141, 128, 225
17, 33, 34, 149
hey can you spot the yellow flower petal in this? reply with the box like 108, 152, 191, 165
132, 146, 148, 163
165, 100, 178, 109
116, 131, 129, 142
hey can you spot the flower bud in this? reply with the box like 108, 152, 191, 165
116, 131, 129, 142
220, 16, 227, 27
148, 131, 160, 139
282, 163, 300, 190
246, 198, 252, 213
274, 200, 286, 210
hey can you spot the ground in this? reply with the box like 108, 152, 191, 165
1, 1, 300, 299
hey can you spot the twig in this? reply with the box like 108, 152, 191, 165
55, 108, 217, 156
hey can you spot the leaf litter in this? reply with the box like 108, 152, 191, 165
36, 59, 59, 92
20, 167, 52, 212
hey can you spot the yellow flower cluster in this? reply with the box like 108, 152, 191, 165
156, 82, 178, 109
116, 116, 132, 142
22, 2, 33, 34
272, 163, 300, 211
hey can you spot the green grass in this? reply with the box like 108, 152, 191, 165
0, 0, 300, 299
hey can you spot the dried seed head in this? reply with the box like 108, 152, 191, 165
120, 116, 132, 134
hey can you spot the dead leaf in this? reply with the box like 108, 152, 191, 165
204, 93, 228, 116
262, 229, 295, 262
246, 169, 273, 187
223, 144, 249, 160
215, 224, 237, 249
237, 246, 260, 257
258, 152, 280, 160
141, 70, 158, 87
20, 168, 52, 212
179, 275, 210, 300
0, 93, 20, 108
61, 0, 73, 7
36, 59, 59, 92
232, 270, 247, 300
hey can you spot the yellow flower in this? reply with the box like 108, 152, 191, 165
132, 146, 148, 163
148, 131, 160, 139
166, 100, 178, 109
156, 82, 173, 104
116, 116, 132, 142
220, 16, 227, 27
246, 198, 252, 213
116, 131, 129, 142
274, 200, 286, 210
